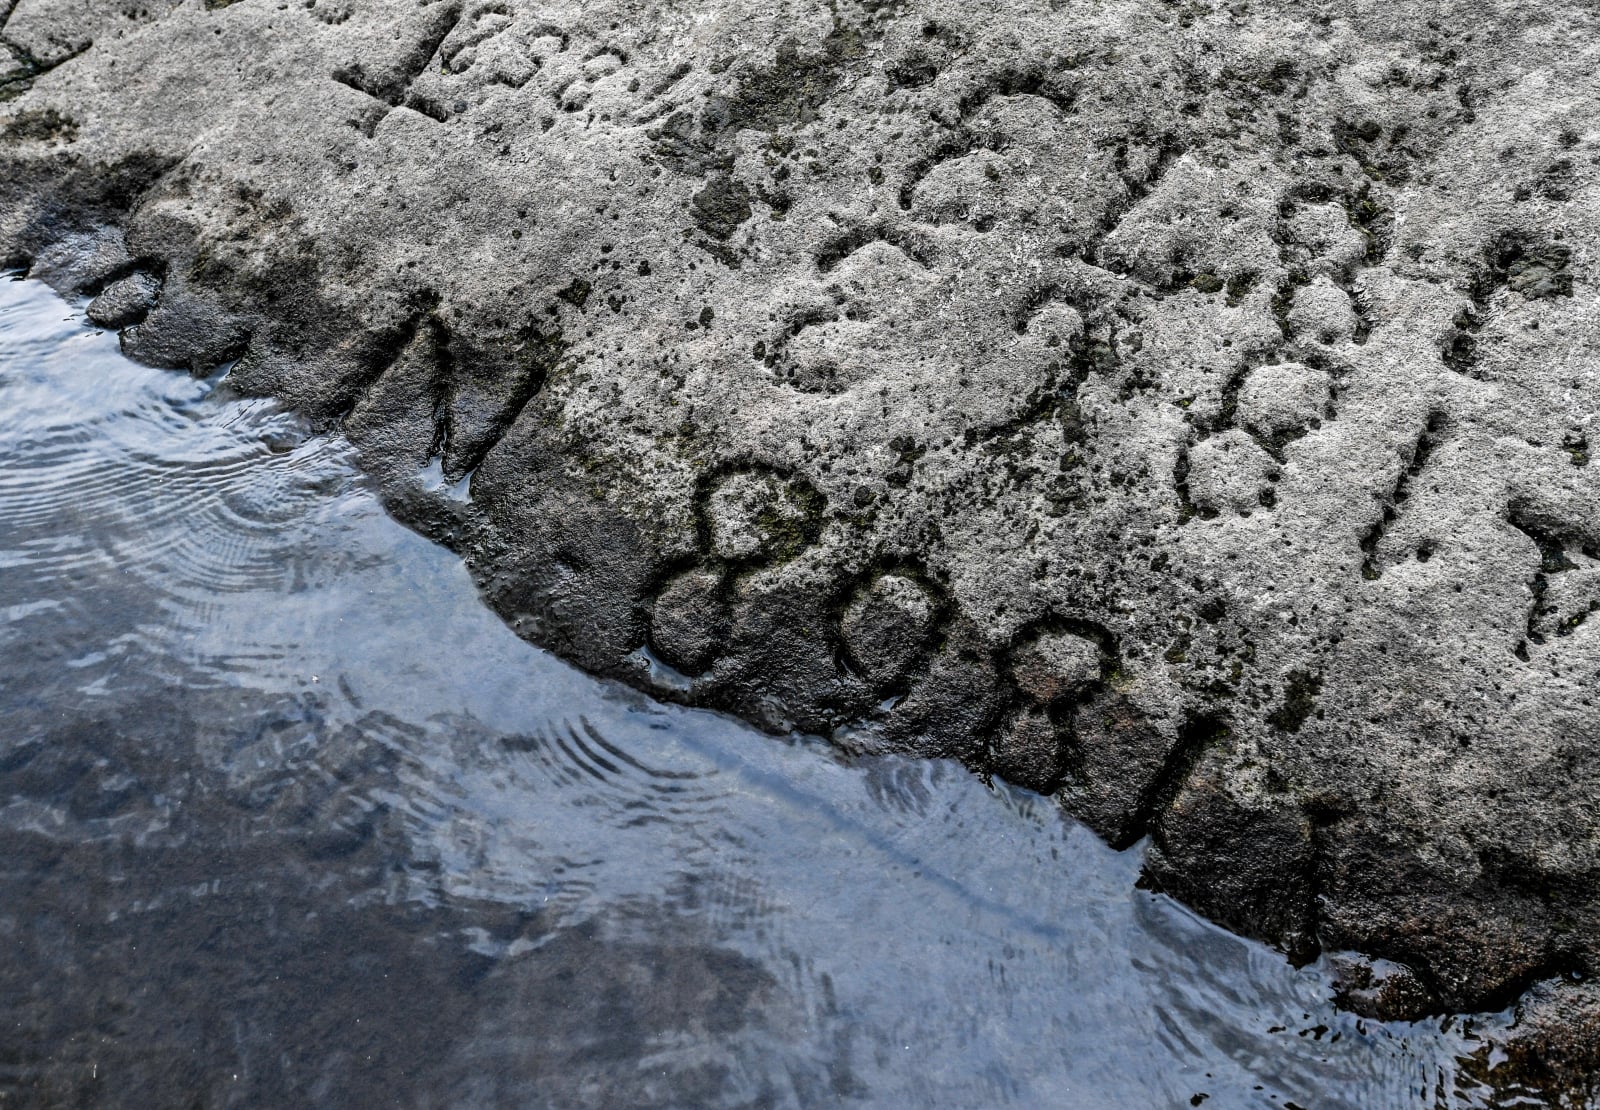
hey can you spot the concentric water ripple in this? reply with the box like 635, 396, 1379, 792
0, 274, 1561, 1109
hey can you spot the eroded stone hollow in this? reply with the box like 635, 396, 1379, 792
4, 0, 1600, 1090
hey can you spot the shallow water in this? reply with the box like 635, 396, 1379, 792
0, 274, 1546, 1107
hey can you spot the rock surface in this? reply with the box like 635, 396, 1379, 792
3, 0, 1600, 1089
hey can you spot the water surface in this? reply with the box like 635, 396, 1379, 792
0, 275, 1540, 1107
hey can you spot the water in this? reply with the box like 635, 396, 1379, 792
0, 274, 1547, 1107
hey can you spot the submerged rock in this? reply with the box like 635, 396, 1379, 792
3, 0, 1600, 1090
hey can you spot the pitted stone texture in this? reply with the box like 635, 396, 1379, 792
6, 0, 1600, 1085
1186, 430, 1277, 516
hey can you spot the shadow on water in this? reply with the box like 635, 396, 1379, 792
0, 274, 1552, 1107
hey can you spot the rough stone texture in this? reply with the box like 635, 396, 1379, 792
3, 0, 1600, 1091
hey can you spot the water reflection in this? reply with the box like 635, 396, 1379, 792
0, 275, 1532, 1106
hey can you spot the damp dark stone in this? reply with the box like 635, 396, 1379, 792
650, 567, 728, 675
839, 572, 937, 690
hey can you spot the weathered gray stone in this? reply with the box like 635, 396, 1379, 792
1286, 276, 1361, 344
4, 0, 1600, 1088
1010, 628, 1103, 706
1185, 429, 1277, 516
991, 707, 1064, 795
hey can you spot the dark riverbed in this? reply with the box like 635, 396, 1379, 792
0, 275, 1546, 1107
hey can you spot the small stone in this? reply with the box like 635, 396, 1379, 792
1331, 955, 1435, 1022
582, 53, 622, 80
1026, 302, 1084, 348
87, 272, 162, 329
119, 292, 248, 373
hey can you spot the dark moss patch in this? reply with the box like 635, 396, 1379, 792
1561, 430, 1589, 468
885, 49, 940, 91
1480, 231, 1574, 302
719, 34, 862, 134
1344, 187, 1393, 263
1442, 316, 1480, 378
556, 278, 592, 308
1359, 413, 1444, 579
689, 172, 752, 243
1224, 270, 1258, 305
1267, 669, 1322, 733
2, 106, 78, 144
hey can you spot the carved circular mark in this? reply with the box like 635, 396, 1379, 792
1285, 277, 1359, 344
991, 617, 1118, 793
648, 566, 728, 676
839, 572, 939, 690
1011, 628, 1104, 705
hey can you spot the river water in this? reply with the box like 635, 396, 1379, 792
0, 274, 1547, 1107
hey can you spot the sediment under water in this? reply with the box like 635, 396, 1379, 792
0, 274, 1546, 1107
